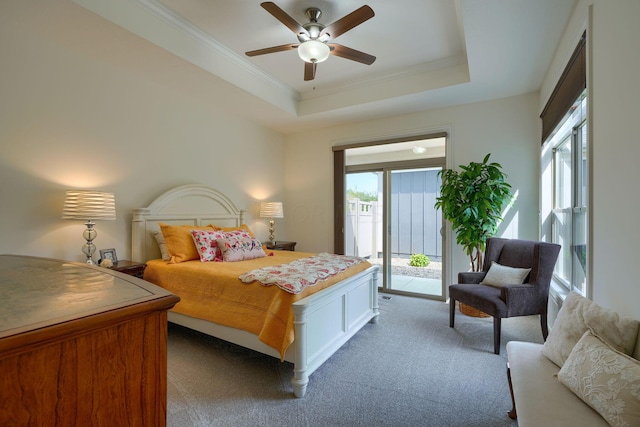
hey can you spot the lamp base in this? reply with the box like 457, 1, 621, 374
268, 219, 276, 243
81, 220, 97, 264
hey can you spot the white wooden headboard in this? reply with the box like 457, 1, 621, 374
131, 184, 245, 262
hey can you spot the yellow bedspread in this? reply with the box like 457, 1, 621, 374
144, 251, 371, 359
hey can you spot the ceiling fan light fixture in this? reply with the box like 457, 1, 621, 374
298, 40, 330, 63
247, 3, 376, 81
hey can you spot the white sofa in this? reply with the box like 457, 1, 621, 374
506, 292, 640, 427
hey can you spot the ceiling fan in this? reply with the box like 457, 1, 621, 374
245, 2, 376, 81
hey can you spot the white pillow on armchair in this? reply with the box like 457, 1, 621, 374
480, 261, 531, 288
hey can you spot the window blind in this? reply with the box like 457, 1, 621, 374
540, 32, 586, 143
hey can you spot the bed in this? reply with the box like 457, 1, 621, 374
131, 184, 380, 398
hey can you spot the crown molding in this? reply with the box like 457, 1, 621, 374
73, 0, 300, 114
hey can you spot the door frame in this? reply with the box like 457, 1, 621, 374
335, 137, 447, 300
333, 131, 448, 255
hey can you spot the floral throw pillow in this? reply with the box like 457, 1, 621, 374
190, 229, 227, 262
216, 234, 266, 262
557, 329, 640, 427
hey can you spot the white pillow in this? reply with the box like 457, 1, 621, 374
557, 329, 640, 427
152, 230, 170, 261
543, 291, 639, 368
480, 261, 531, 288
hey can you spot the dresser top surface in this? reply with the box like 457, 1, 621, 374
0, 255, 172, 335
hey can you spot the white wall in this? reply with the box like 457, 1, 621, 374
4, 0, 638, 321
539, 0, 640, 319
0, 0, 286, 263
285, 93, 541, 287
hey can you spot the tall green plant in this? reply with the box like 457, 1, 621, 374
435, 154, 512, 272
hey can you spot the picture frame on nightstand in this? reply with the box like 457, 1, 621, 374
99, 248, 118, 264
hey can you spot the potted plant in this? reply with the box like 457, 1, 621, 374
435, 153, 512, 272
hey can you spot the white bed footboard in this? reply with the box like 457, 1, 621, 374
291, 265, 379, 397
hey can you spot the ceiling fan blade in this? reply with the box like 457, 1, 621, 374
329, 44, 376, 65
320, 5, 374, 39
304, 62, 317, 81
246, 44, 298, 57
261, 2, 308, 36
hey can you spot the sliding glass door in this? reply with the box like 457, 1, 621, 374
335, 133, 447, 300
345, 165, 444, 299
387, 167, 442, 297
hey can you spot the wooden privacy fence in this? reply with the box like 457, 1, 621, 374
346, 199, 377, 258
345, 169, 442, 260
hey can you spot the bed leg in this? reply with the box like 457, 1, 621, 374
369, 315, 379, 324
369, 270, 380, 325
291, 375, 308, 398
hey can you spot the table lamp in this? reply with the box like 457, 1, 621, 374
259, 201, 283, 244
62, 190, 116, 264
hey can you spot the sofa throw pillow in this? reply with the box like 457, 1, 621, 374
190, 229, 227, 262
216, 235, 266, 262
543, 291, 639, 367
557, 329, 640, 427
480, 261, 531, 288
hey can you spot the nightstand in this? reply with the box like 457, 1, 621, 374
111, 260, 146, 279
265, 241, 297, 251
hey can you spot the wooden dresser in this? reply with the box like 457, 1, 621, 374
0, 255, 179, 426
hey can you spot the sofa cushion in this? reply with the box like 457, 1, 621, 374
543, 292, 639, 367
507, 341, 609, 427
557, 329, 640, 427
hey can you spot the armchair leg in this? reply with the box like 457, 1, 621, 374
540, 314, 549, 341
450, 298, 456, 328
493, 317, 501, 355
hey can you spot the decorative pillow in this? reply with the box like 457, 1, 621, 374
216, 235, 266, 262
151, 230, 170, 261
543, 291, 640, 368
190, 229, 227, 262
159, 223, 216, 264
209, 224, 256, 237
557, 329, 640, 427
480, 261, 531, 288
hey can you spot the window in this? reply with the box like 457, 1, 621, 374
541, 32, 587, 296
550, 91, 587, 294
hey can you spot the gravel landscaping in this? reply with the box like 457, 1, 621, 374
368, 257, 442, 279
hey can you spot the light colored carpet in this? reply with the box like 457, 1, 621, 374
167, 294, 543, 426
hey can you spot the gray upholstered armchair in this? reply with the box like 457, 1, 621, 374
449, 238, 561, 354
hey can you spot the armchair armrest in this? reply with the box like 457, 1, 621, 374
458, 271, 486, 284
500, 284, 539, 315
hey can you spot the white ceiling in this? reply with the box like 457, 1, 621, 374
71, 0, 576, 134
